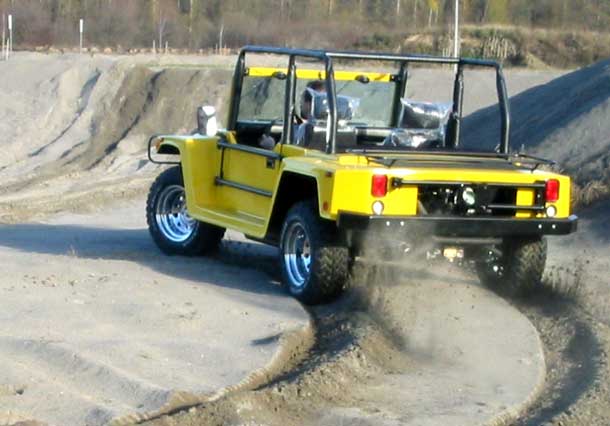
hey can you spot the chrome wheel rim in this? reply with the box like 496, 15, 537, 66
282, 222, 312, 289
155, 185, 197, 243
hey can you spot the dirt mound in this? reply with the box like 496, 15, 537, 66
0, 53, 233, 221
76, 65, 230, 171
463, 58, 610, 192
0, 55, 232, 185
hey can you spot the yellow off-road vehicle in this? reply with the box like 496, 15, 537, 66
146, 46, 577, 304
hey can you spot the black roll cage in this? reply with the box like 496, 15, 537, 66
227, 45, 511, 155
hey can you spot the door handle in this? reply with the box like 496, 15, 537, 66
266, 158, 276, 169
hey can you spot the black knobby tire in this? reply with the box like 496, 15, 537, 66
279, 201, 349, 305
146, 166, 225, 255
476, 237, 547, 296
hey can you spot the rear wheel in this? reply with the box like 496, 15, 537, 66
279, 201, 349, 305
147, 166, 225, 255
476, 237, 547, 296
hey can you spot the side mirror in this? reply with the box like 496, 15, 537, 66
197, 106, 218, 136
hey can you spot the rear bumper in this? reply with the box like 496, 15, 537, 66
337, 213, 578, 238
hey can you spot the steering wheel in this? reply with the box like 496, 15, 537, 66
264, 118, 283, 140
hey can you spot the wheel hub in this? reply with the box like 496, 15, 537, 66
282, 222, 312, 288
155, 185, 197, 243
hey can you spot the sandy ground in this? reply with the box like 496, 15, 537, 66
0, 197, 545, 425
313, 269, 546, 426
0, 199, 547, 426
1, 51, 609, 426
508, 200, 610, 426
0, 201, 310, 426
547, 200, 610, 321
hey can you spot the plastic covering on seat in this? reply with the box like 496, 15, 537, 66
295, 90, 360, 150
307, 89, 360, 121
382, 99, 452, 148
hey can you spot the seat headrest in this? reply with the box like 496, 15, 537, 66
309, 90, 359, 121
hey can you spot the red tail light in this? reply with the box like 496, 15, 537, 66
371, 175, 388, 197
545, 179, 560, 202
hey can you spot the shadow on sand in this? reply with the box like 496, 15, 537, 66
0, 222, 301, 315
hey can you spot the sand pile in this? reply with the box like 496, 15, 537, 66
463, 58, 610, 192
0, 53, 232, 190
0, 53, 234, 220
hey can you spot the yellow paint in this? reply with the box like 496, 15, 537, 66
516, 189, 535, 218
247, 67, 393, 82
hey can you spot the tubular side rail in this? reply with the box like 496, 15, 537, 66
216, 140, 281, 160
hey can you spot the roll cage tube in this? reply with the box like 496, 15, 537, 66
227, 51, 246, 132
496, 65, 511, 154
448, 65, 465, 149
232, 46, 511, 155
324, 59, 337, 154
390, 62, 409, 128
282, 55, 297, 148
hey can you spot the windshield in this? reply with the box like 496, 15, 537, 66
237, 76, 397, 128
237, 76, 285, 122
303, 79, 395, 127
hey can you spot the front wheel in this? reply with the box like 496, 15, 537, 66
279, 201, 349, 305
476, 237, 547, 296
146, 166, 225, 255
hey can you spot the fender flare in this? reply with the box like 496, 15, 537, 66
147, 135, 182, 164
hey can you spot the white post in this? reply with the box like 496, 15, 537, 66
1, 13, 5, 61
8, 14, 12, 59
79, 18, 84, 53
218, 23, 224, 52
453, 0, 460, 73
454, 0, 460, 58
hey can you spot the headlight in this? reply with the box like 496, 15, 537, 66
461, 187, 476, 206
